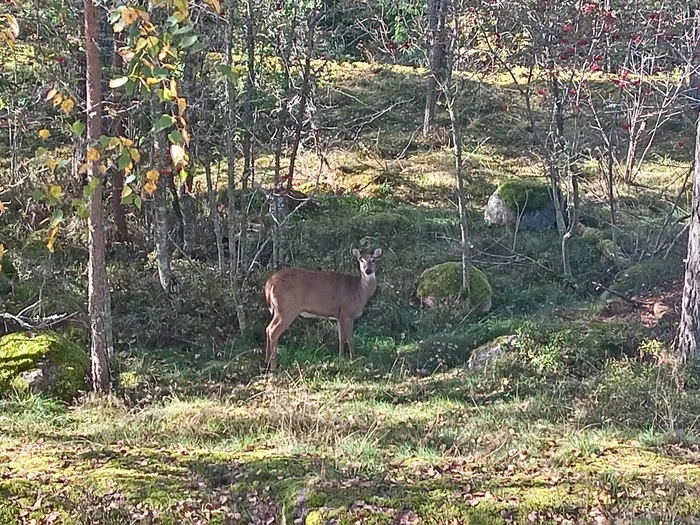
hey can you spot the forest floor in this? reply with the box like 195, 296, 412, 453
2, 61, 700, 524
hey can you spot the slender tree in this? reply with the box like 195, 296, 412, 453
84, 0, 112, 392
423, 0, 447, 136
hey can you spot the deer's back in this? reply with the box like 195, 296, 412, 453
265, 267, 366, 319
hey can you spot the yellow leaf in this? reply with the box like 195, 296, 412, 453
61, 98, 75, 114
181, 129, 191, 145
205, 0, 221, 13
0, 201, 6, 214
145, 77, 161, 87
79, 163, 89, 175
4, 14, 19, 37
53, 93, 63, 107
146, 169, 160, 182
177, 97, 187, 116
122, 7, 139, 25
107, 137, 121, 150
121, 137, 134, 147
0, 243, 5, 257
169, 79, 179, 98
87, 147, 101, 161
173, 0, 188, 18
38, 129, 50, 140
98, 164, 108, 175
129, 148, 141, 162
170, 144, 187, 168
46, 158, 57, 171
45, 88, 58, 102
49, 184, 63, 199
143, 181, 157, 196
121, 185, 133, 199
47, 226, 59, 253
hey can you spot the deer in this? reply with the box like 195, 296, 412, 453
263, 248, 383, 371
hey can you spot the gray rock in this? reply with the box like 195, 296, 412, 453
484, 193, 559, 232
467, 335, 519, 371
19, 358, 60, 395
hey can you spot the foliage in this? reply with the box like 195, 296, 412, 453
0, 331, 88, 400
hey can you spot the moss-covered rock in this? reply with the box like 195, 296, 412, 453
416, 262, 492, 312
0, 331, 89, 401
496, 180, 553, 212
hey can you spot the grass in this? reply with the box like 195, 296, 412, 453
1, 58, 699, 523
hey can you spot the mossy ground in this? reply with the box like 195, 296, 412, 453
1, 60, 698, 523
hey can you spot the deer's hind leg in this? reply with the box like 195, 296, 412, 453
265, 312, 294, 371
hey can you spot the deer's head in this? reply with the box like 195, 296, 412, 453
352, 248, 383, 277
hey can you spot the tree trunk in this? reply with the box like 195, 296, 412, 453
423, 0, 447, 137
85, 0, 112, 393
238, 0, 257, 272
226, 0, 247, 335
204, 154, 225, 274
676, 113, 700, 364
561, 170, 580, 278
153, 98, 183, 313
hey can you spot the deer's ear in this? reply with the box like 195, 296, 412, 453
373, 248, 383, 258
352, 248, 361, 259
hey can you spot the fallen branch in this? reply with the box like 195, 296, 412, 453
0, 310, 77, 330
591, 281, 643, 308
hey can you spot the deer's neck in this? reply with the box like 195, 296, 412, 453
359, 273, 377, 300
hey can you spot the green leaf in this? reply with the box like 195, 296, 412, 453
168, 130, 183, 143
191, 42, 206, 53
126, 79, 136, 95
218, 64, 232, 77
109, 76, 129, 89
99, 135, 112, 147
154, 114, 175, 133
180, 35, 198, 48
118, 152, 132, 170
134, 195, 143, 209
50, 209, 64, 228
174, 25, 192, 35
121, 193, 134, 205
31, 189, 44, 202
83, 178, 99, 198
71, 121, 86, 136
179, 169, 189, 182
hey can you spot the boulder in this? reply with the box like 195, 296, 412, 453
484, 180, 559, 232
416, 262, 492, 313
468, 335, 519, 371
0, 331, 89, 401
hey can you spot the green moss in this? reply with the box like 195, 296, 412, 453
0, 331, 89, 401
496, 180, 553, 212
416, 262, 492, 310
